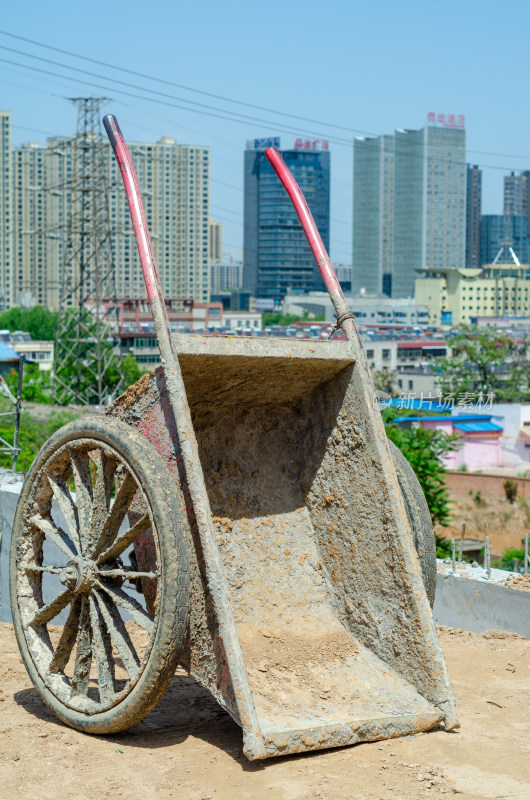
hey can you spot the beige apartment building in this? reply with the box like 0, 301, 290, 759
6, 128, 210, 309
0, 111, 11, 309
414, 264, 530, 325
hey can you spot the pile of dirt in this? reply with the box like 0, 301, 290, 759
501, 572, 530, 592
0, 621, 528, 800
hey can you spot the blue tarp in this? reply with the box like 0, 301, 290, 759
0, 342, 19, 361
453, 421, 503, 433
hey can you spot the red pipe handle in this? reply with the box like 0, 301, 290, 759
264, 146, 355, 337
103, 114, 163, 308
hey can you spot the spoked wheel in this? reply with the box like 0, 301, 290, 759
10, 417, 190, 734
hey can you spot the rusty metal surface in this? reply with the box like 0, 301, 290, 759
109, 334, 457, 759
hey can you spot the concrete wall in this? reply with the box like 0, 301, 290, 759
444, 470, 530, 501
434, 571, 530, 637
0, 469, 24, 623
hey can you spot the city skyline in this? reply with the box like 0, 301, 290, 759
1, 2, 530, 270
3, 101, 530, 308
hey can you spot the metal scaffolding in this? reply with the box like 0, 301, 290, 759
53, 97, 123, 406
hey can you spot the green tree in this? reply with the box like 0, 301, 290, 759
372, 369, 399, 395
383, 412, 458, 527
0, 306, 58, 340
0, 400, 78, 471
435, 325, 530, 402
104, 353, 145, 398
5, 363, 52, 403
53, 308, 129, 405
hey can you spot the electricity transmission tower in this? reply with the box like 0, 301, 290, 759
53, 97, 123, 406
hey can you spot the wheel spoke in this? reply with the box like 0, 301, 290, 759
89, 451, 117, 549
71, 597, 92, 696
91, 472, 138, 558
30, 514, 77, 559
93, 589, 140, 677
98, 569, 156, 580
96, 581, 154, 634
27, 566, 63, 575
48, 475, 82, 554
97, 514, 151, 564
68, 449, 93, 550
88, 595, 115, 703
49, 598, 81, 672
30, 589, 72, 627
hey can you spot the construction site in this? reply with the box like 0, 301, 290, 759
0, 109, 527, 800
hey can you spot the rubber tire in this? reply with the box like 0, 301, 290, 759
388, 439, 437, 607
10, 416, 191, 734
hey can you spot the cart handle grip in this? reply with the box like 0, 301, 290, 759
265, 147, 355, 339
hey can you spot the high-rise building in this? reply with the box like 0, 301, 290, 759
393, 124, 466, 297
480, 215, 530, 265
352, 135, 394, 295
0, 111, 12, 310
210, 259, 243, 294
466, 165, 482, 268
243, 138, 330, 300
352, 119, 466, 298
503, 171, 530, 217
209, 219, 222, 262
9, 128, 210, 309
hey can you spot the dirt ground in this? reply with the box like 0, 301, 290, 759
0, 624, 528, 800
435, 491, 530, 556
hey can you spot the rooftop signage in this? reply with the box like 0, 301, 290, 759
294, 138, 329, 151
427, 112, 465, 129
246, 137, 281, 150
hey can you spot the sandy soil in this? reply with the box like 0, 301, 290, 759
0, 624, 528, 800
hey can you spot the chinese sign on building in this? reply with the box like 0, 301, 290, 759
294, 139, 329, 151
427, 112, 465, 129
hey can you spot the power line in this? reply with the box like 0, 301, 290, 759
2, 30, 530, 168
1, 51, 525, 177
0, 45, 348, 145
0, 29, 375, 137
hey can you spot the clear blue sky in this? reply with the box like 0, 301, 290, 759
2, 0, 529, 265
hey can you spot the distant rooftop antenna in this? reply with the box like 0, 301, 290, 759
492, 237, 521, 266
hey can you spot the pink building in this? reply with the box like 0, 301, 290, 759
394, 414, 503, 470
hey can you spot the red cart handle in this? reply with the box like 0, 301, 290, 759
265, 147, 355, 339
103, 114, 163, 309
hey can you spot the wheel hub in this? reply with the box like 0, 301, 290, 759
59, 559, 96, 593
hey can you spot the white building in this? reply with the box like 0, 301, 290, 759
222, 311, 262, 332
283, 290, 429, 326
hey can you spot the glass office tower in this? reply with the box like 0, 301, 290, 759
353, 121, 466, 298
243, 141, 330, 300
